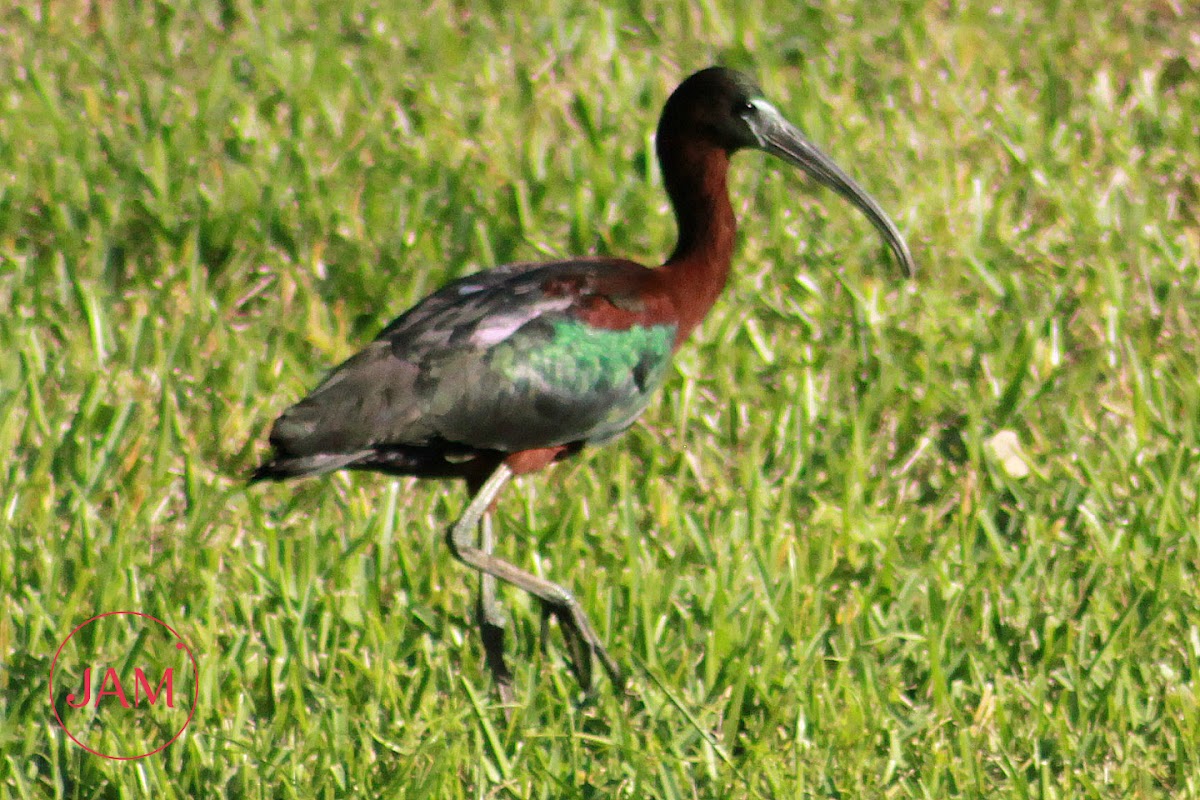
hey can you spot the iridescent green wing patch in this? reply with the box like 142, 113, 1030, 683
487, 319, 676, 442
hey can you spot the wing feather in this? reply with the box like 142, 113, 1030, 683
261, 259, 677, 472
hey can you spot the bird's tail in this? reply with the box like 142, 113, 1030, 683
249, 451, 370, 483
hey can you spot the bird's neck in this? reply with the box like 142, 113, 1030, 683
657, 138, 737, 344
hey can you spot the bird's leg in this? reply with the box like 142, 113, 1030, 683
447, 463, 625, 692
476, 511, 514, 705
541, 601, 598, 690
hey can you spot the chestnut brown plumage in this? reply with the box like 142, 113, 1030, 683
253, 66, 914, 701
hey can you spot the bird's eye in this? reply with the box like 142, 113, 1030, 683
734, 99, 756, 117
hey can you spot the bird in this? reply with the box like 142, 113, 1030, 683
252, 66, 914, 702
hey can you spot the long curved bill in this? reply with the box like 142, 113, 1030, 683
750, 101, 915, 277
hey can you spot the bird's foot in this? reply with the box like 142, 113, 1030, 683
477, 596, 515, 714
540, 600, 625, 694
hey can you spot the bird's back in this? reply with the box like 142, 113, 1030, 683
253, 258, 679, 482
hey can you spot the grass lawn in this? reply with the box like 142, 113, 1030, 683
3, 0, 1199, 796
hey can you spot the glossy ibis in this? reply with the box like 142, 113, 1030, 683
252, 66, 914, 701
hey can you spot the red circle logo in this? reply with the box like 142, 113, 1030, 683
49, 611, 199, 760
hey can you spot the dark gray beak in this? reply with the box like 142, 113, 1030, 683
749, 101, 915, 277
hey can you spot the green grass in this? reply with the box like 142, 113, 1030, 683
3, 0, 1200, 796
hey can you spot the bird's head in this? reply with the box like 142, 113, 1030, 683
659, 66, 915, 277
